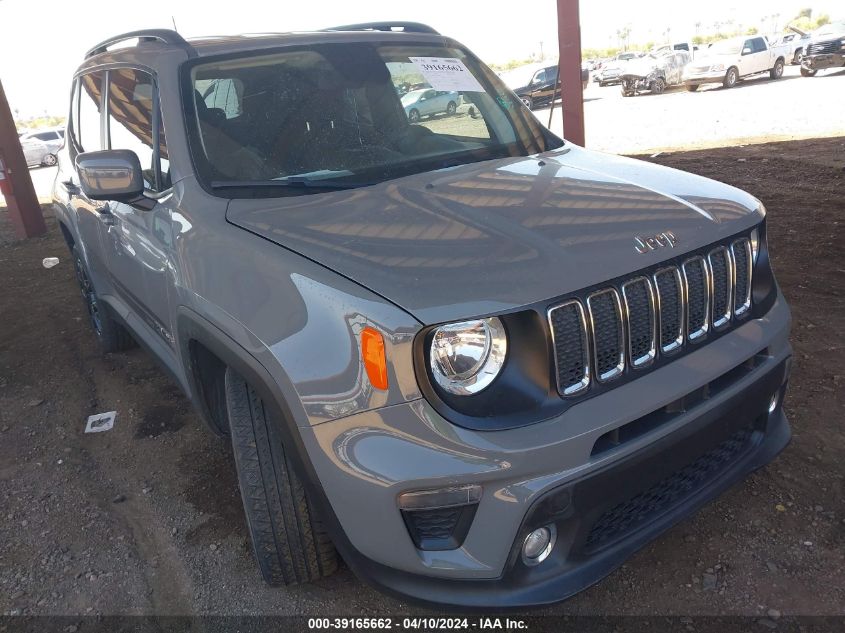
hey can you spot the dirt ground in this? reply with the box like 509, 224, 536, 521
0, 138, 843, 621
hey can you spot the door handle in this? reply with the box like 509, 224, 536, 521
61, 180, 80, 195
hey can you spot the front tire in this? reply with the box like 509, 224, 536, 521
42, 153, 58, 167
225, 368, 338, 586
408, 108, 420, 123
650, 77, 666, 94
723, 67, 739, 89
800, 67, 817, 77
446, 101, 457, 116
686, 84, 700, 92
520, 95, 533, 110
71, 246, 135, 353
770, 58, 785, 79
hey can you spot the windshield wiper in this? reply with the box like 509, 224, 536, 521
211, 178, 366, 191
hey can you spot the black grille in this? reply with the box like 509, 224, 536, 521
584, 428, 753, 550
402, 504, 478, 551
732, 239, 750, 316
709, 248, 730, 327
807, 39, 842, 55
546, 233, 755, 398
654, 268, 683, 351
549, 301, 589, 395
683, 257, 708, 339
622, 279, 654, 366
589, 290, 623, 381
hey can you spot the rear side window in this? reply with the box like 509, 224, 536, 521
107, 68, 170, 191
77, 71, 105, 152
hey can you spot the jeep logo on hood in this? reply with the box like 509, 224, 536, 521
634, 231, 678, 254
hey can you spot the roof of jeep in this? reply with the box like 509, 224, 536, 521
78, 25, 452, 71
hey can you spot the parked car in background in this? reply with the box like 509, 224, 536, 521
620, 50, 691, 96
597, 51, 642, 86
401, 88, 460, 122
800, 20, 845, 76
779, 29, 812, 64
513, 64, 590, 110
683, 36, 788, 90
19, 128, 65, 167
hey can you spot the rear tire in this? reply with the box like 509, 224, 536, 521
792, 48, 802, 65
225, 368, 338, 586
71, 246, 135, 353
446, 101, 457, 115
723, 67, 739, 89
770, 58, 785, 79
408, 108, 420, 123
520, 95, 533, 110
42, 153, 58, 167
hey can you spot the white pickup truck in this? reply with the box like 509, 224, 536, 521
682, 35, 789, 90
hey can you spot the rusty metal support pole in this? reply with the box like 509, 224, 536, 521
556, 0, 586, 146
0, 79, 46, 238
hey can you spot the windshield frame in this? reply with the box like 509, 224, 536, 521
179, 37, 564, 198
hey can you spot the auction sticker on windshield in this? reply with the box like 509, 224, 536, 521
408, 57, 485, 92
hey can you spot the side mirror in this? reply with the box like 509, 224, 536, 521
742, 47, 753, 55
76, 150, 144, 201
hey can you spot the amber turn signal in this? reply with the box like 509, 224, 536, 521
361, 327, 388, 390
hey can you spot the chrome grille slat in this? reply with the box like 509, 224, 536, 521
730, 238, 752, 317
587, 289, 625, 382
708, 246, 733, 330
682, 256, 710, 342
548, 234, 755, 398
548, 300, 590, 396
621, 277, 656, 368
653, 267, 684, 354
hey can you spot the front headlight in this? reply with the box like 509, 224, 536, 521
429, 317, 507, 395
710, 64, 726, 72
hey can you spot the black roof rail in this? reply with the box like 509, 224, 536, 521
85, 29, 196, 59
324, 22, 440, 35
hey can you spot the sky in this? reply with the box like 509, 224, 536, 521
1, 0, 841, 118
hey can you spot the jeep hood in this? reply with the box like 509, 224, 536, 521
226, 146, 764, 325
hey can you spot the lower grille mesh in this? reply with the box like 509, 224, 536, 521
584, 427, 754, 550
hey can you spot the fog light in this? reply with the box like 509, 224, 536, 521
522, 525, 556, 566
769, 391, 779, 413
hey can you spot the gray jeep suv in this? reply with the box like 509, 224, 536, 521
52, 23, 792, 608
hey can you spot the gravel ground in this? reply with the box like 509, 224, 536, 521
0, 138, 843, 622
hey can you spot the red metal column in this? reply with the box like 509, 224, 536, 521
556, 0, 586, 146
0, 79, 46, 239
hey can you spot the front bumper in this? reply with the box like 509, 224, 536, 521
802, 53, 845, 70
683, 72, 725, 86
302, 294, 791, 608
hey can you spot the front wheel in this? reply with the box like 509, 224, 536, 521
686, 84, 700, 92
446, 101, 457, 116
800, 67, 817, 77
650, 77, 666, 94
520, 95, 533, 110
407, 108, 420, 123
723, 67, 739, 89
42, 153, 58, 167
770, 59, 785, 79
225, 368, 338, 585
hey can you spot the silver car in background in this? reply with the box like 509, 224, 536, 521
401, 88, 460, 122
19, 128, 65, 167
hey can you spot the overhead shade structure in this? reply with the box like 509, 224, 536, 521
556, 0, 586, 146
0, 79, 46, 239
